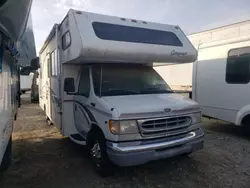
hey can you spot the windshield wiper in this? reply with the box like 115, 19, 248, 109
108, 88, 140, 94
139, 87, 173, 93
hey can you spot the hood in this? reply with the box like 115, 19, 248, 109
103, 93, 200, 119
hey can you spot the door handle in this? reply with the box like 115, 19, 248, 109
75, 105, 77, 111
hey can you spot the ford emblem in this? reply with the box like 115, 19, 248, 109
164, 108, 172, 113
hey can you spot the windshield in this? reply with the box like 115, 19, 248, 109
92, 64, 172, 97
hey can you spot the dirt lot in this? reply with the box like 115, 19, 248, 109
1, 95, 250, 188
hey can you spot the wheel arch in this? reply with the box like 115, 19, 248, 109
86, 122, 105, 150
235, 104, 250, 126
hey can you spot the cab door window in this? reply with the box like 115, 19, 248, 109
78, 68, 90, 97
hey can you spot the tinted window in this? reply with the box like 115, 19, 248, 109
92, 64, 172, 97
92, 22, 183, 47
226, 47, 250, 84
78, 68, 90, 97
62, 32, 71, 50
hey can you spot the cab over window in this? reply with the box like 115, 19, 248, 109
226, 47, 250, 84
62, 32, 71, 50
78, 68, 90, 97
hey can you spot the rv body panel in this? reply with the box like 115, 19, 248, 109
191, 21, 250, 125
0, 50, 18, 168
52, 10, 197, 65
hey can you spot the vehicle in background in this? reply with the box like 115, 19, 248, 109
0, 0, 33, 172
20, 73, 33, 94
192, 20, 250, 129
31, 70, 39, 103
39, 9, 204, 176
157, 20, 250, 129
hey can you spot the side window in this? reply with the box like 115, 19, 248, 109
78, 68, 90, 97
62, 32, 71, 50
51, 50, 58, 76
226, 47, 250, 84
47, 58, 50, 77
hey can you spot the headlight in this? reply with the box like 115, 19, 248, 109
191, 112, 201, 124
109, 120, 139, 135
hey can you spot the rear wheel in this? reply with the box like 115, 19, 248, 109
0, 137, 12, 172
89, 131, 113, 177
241, 115, 250, 133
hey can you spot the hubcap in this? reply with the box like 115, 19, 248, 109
91, 142, 102, 166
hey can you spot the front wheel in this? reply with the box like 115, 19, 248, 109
90, 133, 113, 177
0, 137, 12, 172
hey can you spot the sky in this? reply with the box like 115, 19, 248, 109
31, 0, 250, 52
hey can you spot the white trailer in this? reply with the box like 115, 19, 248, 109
39, 9, 204, 176
20, 73, 33, 94
0, 0, 33, 171
158, 20, 250, 128
191, 20, 250, 128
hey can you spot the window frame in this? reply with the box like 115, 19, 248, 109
47, 58, 51, 78
78, 67, 90, 98
50, 50, 56, 77
62, 31, 71, 50
226, 47, 250, 84
92, 22, 183, 47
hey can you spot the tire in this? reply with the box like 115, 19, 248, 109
0, 137, 12, 172
14, 113, 17, 121
90, 131, 113, 177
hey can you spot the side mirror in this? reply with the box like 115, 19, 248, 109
30, 57, 40, 70
20, 66, 32, 75
64, 77, 75, 93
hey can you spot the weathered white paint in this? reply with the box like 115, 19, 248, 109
157, 20, 250, 125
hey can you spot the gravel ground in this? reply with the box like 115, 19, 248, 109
0, 95, 250, 188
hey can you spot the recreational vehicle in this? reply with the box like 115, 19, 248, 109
192, 20, 250, 128
157, 21, 250, 130
0, 0, 33, 171
39, 9, 204, 175
20, 73, 33, 94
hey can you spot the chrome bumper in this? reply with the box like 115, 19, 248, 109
106, 128, 204, 166
107, 130, 204, 153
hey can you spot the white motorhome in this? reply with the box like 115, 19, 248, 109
161, 21, 250, 128
0, 0, 33, 172
39, 9, 204, 176
192, 20, 250, 128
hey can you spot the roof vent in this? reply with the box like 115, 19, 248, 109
75, 11, 82, 14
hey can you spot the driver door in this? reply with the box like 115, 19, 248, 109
73, 67, 91, 138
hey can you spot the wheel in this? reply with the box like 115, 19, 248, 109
14, 113, 17, 121
0, 137, 12, 172
241, 116, 250, 134
90, 132, 113, 177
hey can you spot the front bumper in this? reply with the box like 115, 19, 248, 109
106, 128, 204, 166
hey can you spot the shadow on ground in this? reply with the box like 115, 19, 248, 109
0, 97, 250, 188
1, 136, 217, 188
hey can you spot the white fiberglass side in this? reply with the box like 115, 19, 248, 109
0, 53, 14, 164
193, 40, 250, 125
154, 63, 193, 91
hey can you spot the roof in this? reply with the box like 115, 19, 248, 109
39, 24, 58, 54
189, 20, 250, 36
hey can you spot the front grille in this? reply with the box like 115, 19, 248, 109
138, 116, 192, 137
